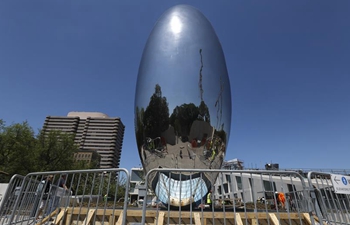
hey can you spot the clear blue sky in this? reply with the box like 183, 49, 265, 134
1, 1, 349, 170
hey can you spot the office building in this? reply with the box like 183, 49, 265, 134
42, 111, 125, 169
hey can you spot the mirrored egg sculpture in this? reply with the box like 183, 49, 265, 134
135, 4, 231, 207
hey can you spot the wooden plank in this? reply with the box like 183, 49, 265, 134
268, 213, 279, 225
156, 211, 165, 225
251, 219, 258, 225
115, 210, 124, 225
65, 208, 305, 220
38, 208, 60, 225
302, 213, 312, 225
37, 208, 60, 225
167, 211, 193, 218
194, 212, 201, 225
244, 212, 270, 219
313, 215, 328, 225
68, 207, 123, 216
109, 212, 116, 225
244, 212, 300, 220
53, 207, 68, 224
126, 209, 157, 217
65, 212, 72, 225
235, 213, 243, 225
278, 212, 303, 220
82, 209, 96, 225
49, 207, 314, 225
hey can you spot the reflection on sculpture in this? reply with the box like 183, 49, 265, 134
135, 4, 231, 207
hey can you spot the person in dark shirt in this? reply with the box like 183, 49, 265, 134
58, 174, 68, 190
46, 174, 69, 216
36, 175, 53, 220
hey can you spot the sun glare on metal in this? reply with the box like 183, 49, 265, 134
170, 15, 182, 34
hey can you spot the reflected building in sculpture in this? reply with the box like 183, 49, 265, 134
134, 5, 231, 207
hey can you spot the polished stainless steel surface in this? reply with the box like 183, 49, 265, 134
135, 4, 231, 206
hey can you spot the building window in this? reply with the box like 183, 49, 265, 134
263, 180, 276, 191
223, 183, 229, 194
263, 180, 276, 199
226, 174, 231, 183
217, 187, 222, 195
236, 176, 242, 190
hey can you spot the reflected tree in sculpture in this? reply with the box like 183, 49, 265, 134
143, 84, 169, 139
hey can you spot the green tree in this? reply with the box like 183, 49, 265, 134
0, 120, 102, 181
0, 121, 37, 176
36, 130, 79, 171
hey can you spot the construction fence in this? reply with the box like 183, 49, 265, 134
0, 168, 349, 225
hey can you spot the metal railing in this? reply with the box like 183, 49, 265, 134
141, 168, 317, 225
0, 168, 129, 225
308, 171, 350, 225
0, 174, 26, 225
2, 168, 349, 225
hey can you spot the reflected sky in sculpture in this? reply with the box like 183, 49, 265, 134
135, 5, 231, 207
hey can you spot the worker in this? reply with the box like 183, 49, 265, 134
207, 190, 213, 210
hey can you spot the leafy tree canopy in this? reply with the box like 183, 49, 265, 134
143, 84, 169, 138
0, 120, 99, 182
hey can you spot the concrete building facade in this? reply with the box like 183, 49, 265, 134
42, 111, 125, 169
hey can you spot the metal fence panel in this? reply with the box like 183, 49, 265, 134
4, 168, 347, 225
141, 168, 318, 225
0, 174, 26, 225
308, 171, 350, 225
1, 168, 129, 225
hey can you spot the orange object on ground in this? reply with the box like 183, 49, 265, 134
278, 193, 286, 208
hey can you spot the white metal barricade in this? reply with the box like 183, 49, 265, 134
308, 171, 350, 225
